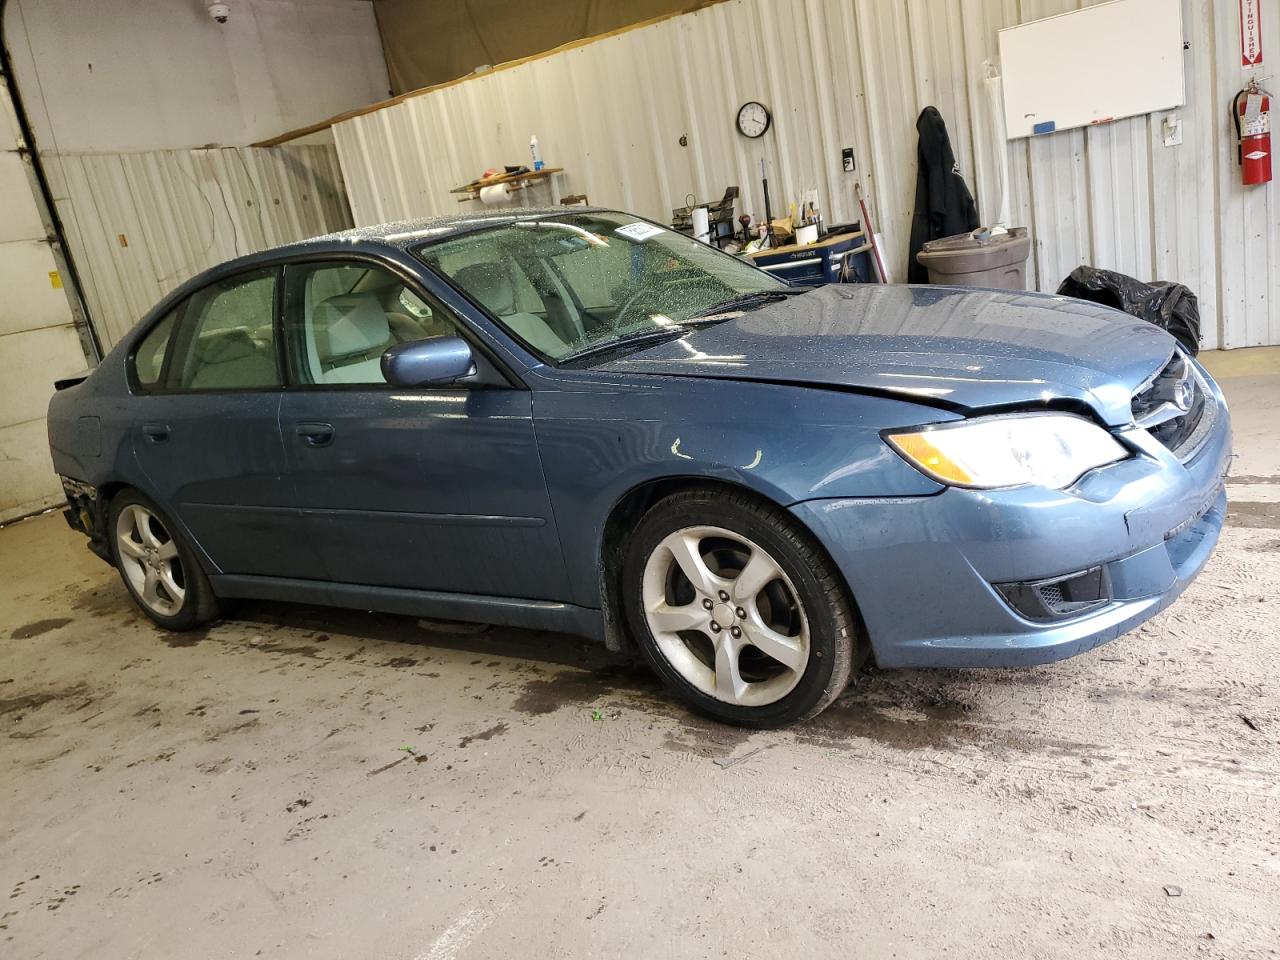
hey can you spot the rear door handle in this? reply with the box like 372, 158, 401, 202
141, 422, 170, 444
294, 422, 335, 447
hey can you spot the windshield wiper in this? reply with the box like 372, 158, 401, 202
686, 287, 812, 321
561, 287, 814, 364
560, 327, 689, 365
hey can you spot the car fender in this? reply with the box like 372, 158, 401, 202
528, 368, 954, 606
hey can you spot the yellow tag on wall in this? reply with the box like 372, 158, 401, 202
49, 271, 62, 289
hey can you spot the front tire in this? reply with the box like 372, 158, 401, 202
621, 488, 859, 728
108, 489, 221, 630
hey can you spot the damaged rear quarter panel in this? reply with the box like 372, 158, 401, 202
46, 344, 147, 497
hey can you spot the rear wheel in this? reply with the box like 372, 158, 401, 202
622, 488, 858, 727
109, 490, 220, 630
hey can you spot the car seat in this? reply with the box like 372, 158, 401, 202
187, 327, 279, 389
452, 263, 568, 356
311, 292, 396, 383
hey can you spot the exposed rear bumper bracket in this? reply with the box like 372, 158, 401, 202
59, 477, 112, 565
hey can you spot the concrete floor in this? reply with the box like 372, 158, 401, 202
3, 351, 1278, 960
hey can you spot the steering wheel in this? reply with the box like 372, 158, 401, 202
610, 276, 708, 331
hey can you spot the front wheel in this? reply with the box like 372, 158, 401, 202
621, 488, 859, 728
108, 490, 221, 630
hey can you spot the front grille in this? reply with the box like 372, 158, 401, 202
996, 566, 1111, 622
1036, 582, 1065, 609
1131, 350, 1216, 460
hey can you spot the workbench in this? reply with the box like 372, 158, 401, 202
744, 230, 876, 284
451, 167, 565, 206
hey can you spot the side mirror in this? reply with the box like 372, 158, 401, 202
381, 335, 476, 387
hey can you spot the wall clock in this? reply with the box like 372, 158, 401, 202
736, 101, 771, 139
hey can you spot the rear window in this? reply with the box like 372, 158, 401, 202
131, 268, 281, 393
173, 269, 279, 391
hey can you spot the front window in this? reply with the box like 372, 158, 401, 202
283, 260, 457, 385
415, 212, 786, 362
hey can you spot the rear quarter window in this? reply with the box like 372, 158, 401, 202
132, 310, 177, 389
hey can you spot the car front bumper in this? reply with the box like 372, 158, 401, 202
791, 389, 1232, 670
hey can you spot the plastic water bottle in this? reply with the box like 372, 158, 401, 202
530, 135, 544, 172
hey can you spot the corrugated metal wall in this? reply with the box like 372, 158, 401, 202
45, 144, 352, 348
331, 0, 1280, 350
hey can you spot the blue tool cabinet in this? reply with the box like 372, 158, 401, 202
744, 231, 876, 285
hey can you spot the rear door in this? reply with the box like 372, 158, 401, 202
277, 257, 570, 600
129, 266, 323, 579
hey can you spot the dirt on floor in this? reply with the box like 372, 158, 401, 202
1, 368, 1278, 960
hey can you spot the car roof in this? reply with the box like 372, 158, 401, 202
134, 206, 622, 335
314, 206, 611, 247
241, 206, 615, 263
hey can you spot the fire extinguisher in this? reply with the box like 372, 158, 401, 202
1233, 78, 1273, 186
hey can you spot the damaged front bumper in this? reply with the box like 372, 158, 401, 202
791, 376, 1233, 670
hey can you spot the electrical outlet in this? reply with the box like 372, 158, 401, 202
1162, 115, 1183, 146
841, 147, 855, 172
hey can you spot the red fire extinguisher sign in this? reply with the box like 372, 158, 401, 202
1241, 0, 1263, 67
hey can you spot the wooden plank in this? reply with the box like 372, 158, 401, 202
448, 167, 564, 194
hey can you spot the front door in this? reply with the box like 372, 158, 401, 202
277, 258, 569, 600
129, 266, 324, 579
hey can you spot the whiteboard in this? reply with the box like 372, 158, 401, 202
999, 0, 1185, 140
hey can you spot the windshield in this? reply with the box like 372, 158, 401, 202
414, 211, 786, 362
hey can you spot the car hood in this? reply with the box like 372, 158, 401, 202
593, 284, 1176, 425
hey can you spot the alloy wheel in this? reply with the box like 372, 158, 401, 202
641, 525, 810, 706
115, 504, 186, 617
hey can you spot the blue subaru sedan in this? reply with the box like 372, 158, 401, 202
47, 209, 1231, 727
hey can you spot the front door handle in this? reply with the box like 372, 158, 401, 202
141, 422, 171, 444
294, 422, 335, 447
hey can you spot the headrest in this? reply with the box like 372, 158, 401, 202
454, 262, 515, 315
194, 327, 256, 364
313, 293, 390, 357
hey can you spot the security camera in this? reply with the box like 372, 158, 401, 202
208, 2, 230, 23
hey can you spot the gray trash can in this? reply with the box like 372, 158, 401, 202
916, 227, 1030, 290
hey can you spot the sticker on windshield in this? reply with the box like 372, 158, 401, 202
615, 222, 664, 242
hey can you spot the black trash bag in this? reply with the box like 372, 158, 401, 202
1056, 266, 1201, 356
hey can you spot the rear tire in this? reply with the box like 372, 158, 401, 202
108, 489, 221, 631
621, 487, 858, 728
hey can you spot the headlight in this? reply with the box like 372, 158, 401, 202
886, 413, 1128, 490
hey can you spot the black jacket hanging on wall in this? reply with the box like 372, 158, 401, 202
907, 106, 980, 283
